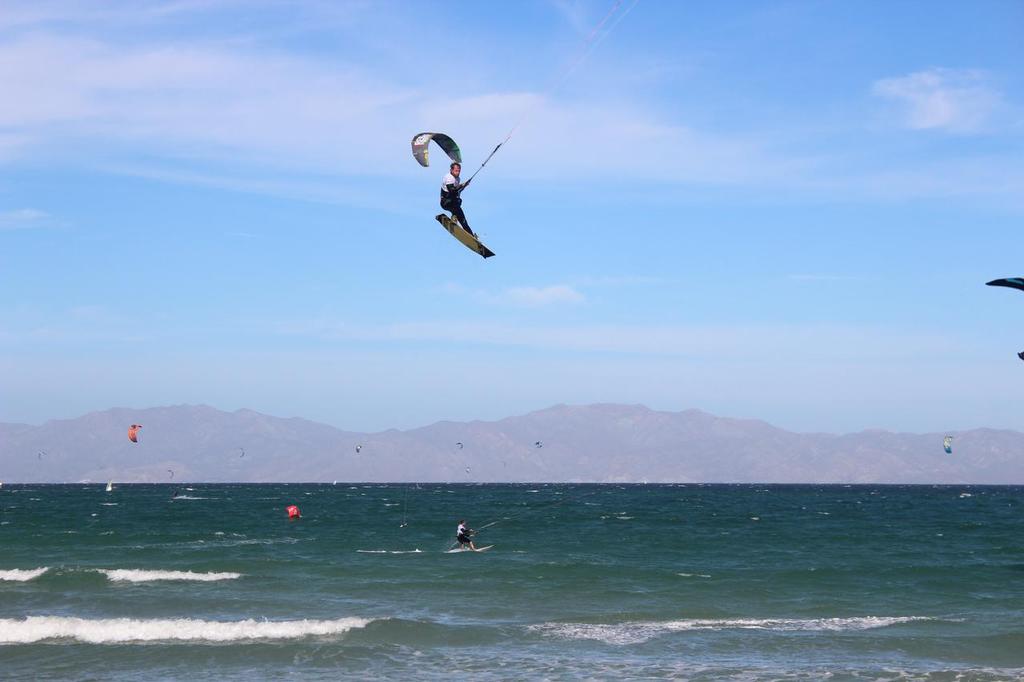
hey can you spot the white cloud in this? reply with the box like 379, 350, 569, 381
0, 25, 803, 190
787, 274, 860, 282
504, 285, 585, 306
0, 208, 51, 230
0, 34, 418, 167
421, 91, 804, 185
0, 12, 1019, 207
872, 68, 1001, 134
439, 276, 659, 309
441, 283, 585, 307
276, 318, 962, 361
574, 275, 667, 287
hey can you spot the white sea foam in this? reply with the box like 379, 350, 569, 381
356, 549, 423, 554
0, 616, 371, 644
0, 568, 48, 582
96, 569, 242, 583
531, 616, 939, 645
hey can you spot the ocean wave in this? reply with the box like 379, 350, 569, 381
96, 569, 242, 583
0, 568, 48, 582
356, 549, 423, 554
0, 616, 371, 644
531, 616, 940, 645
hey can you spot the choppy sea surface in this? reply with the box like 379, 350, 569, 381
1, 483, 1022, 680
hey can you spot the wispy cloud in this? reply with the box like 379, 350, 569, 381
787, 274, 861, 282
503, 285, 585, 306
441, 283, 586, 307
872, 68, 1001, 134
573, 275, 667, 287
440, 276, 664, 308
0, 33, 418, 176
0, 24, 805, 191
0, 304, 149, 344
276, 318, 961, 361
0, 208, 51, 230
0, 6, 1020, 208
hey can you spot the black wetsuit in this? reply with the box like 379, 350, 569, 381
440, 174, 474, 236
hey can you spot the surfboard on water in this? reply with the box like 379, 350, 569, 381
446, 545, 494, 553
436, 214, 495, 259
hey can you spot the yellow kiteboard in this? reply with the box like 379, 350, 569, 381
436, 214, 495, 259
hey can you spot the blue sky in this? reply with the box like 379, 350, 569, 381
1, 0, 1022, 434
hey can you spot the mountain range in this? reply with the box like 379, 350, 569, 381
1, 403, 1021, 483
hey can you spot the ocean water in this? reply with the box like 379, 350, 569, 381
1, 483, 1022, 680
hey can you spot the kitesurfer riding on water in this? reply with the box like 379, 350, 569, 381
441, 163, 475, 237
456, 519, 477, 551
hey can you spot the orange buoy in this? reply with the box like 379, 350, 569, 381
286, 505, 301, 519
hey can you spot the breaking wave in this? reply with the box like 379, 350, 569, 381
0, 568, 49, 582
531, 616, 942, 645
0, 616, 372, 644
96, 569, 242, 582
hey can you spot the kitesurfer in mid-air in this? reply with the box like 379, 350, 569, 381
441, 162, 475, 237
456, 519, 477, 551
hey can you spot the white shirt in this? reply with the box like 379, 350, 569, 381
457, 523, 468, 536
442, 172, 461, 192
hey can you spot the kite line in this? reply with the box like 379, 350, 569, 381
465, 0, 641, 184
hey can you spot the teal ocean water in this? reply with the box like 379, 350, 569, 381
1, 484, 1022, 680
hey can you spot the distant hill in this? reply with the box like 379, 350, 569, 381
0, 403, 1021, 483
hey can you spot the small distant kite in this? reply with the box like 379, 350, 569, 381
456, 442, 464, 449
534, 441, 543, 449
355, 444, 363, 454
128, 424, 142, 443
37, 450, 46, 460
943, 435, 953, 455
167, 469, 175, 479
237, 447, 246, 458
